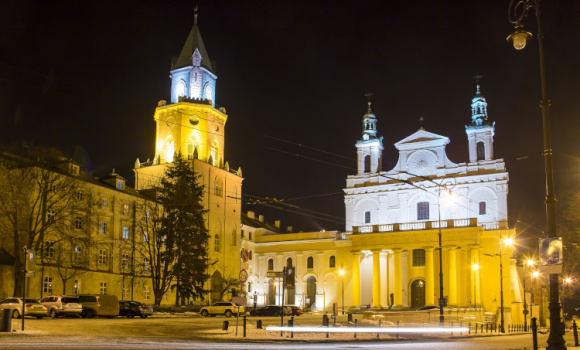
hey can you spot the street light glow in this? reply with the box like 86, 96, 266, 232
472, 264, 479, 270
532, 271, 540, 278
503, 237, 514, 247
339, 269, 344, 276
527, 259, 535, 266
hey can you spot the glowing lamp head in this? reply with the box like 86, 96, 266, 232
532, 271, 540, 278
339, 269, 344, 276
527, 259, 535, 266
472, 264, 479, 271
503, 237, 514, 247
507, 24, 533, 50
565, 278, 572, 284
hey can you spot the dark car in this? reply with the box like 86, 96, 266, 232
250, 305, 291, 317
284, 306, 303, 316
119, 301, 154, 318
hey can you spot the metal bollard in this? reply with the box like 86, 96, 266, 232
354, 319, 357, 338
348, 313, 353, 323
377, 320, 381, 338
469, 322, 471, 335
573, 320, 579, 347
531, 318, 538, 350
0, 309, 11, 332
243, 315, 247, 338
322, 314, 329, 327
222, 321, 229, 331
257, 320, 262, 329
289, 317, 294, 339
397, 320, 399, 339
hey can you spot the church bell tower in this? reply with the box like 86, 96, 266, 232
356, 93, 383, 174
465, 83, 495, 162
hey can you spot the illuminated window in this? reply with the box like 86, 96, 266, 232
143, 231, 148, 242
73, 246, 83, 264
479, 201, 487, 215
413, 249, 426, 267
74, 280, 80, 296
43, 277, 53, 294
124, 204, 130, 214
417, 202, 429, 220
144, 286, 150, 300
121, 254, 130, 271
69, 164, 79, 175
100, 282, 107, 295
75, 216, 82, 229
477, 142, 485, 160
204, 83, 212, 100
214, 234, 220, 252
329, 255, 336, 268
100, 221, 107, 234
123, 226, 129, 239
102, 198, 108, 207
364, 211, 371, 224
267, 258, 274, 271
123, 286, 130, 300
176, 79, 186, 99
117, 180, 124, 190
307, 256, 314, 269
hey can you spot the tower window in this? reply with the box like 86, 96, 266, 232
476, 142, 485, 161
412, 249, 426, 267
176, 80, 186, 99
214, 234, 220, 252
364, 211, 371, 224
479, 201, 487, 215
417, 202, 430, 220
267, 258, 274, 271
364, 155, 371, 173
214, 177, 223, 197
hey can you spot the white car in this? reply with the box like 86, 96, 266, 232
0, 298, 47, 319
200, 302, 244, 317
40, 295, 83, 318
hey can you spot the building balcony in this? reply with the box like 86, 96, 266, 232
348, 218, 506, 236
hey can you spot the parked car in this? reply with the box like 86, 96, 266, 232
250, 305, 291, 317
119, 301, 153, 318
200, 302, 244, 317
0, 298, 46, 319
40, 295, 82, 318
284, 305, 303, 316
79, 294, 119, 318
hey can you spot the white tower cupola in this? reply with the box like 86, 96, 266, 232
466, 82, 495, 162
356, 92, 383, 174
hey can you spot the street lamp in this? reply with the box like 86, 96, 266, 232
472, 264, 479, 308
507, 1, 564, 348
562, 278, 572, 322
531, 271, 540, 321
499, 236, 513, 333
339, 266, 345, 315
523, 259, 535, 331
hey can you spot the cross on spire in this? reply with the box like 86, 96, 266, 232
365, 91, 373, 113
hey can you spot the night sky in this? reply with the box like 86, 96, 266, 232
1, 1, 580, 238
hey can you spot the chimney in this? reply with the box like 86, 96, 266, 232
287, 226, 292, 233
259, 215, 264, 222
274, 220, 280, 228
247, 211, 255, 219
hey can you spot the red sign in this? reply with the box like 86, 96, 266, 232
239, 269, 248, 283
241, 249, 249, 263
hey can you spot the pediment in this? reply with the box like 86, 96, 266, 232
394, 129, 450, 151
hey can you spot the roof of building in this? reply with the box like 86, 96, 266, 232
242, 213, 290, 234
173, 14, 213, 72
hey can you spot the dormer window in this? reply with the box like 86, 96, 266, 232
116, 179, 124, 190
69, 164, 79, 176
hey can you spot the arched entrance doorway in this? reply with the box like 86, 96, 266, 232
210, 271, 224, 302
410, 279, 426, 309
306, 276, 317, 309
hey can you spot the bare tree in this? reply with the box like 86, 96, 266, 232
0, 146, 95, 297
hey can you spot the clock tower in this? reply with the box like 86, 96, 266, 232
134, 10, 243, 303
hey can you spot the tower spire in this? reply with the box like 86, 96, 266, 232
469, 75, 489, 126
361, 91, 377, 141
365, 90, 373, 113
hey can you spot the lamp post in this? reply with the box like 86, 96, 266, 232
523, 259, 535, 331
472, 264, 479, 308
507, 1, 564, 348
531, 271, 540, 321
339, 266, 345, 315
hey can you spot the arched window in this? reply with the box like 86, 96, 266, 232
267, 258, 274, 271
364, 155, 371, 173
329, 256, 336, 268
214, 234, 220, 252
364, 211, 371, 224
307, 256, 314, 269
210, 140, 219, 166
476, 142, 485, 161
479, 201, 487, 215
175, 79, 186, 99
417, 201, 429, 220
287, 257, 293, 269
164, 136, 175, 163
204, 83, 213, 100
214, 177, 223, 197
